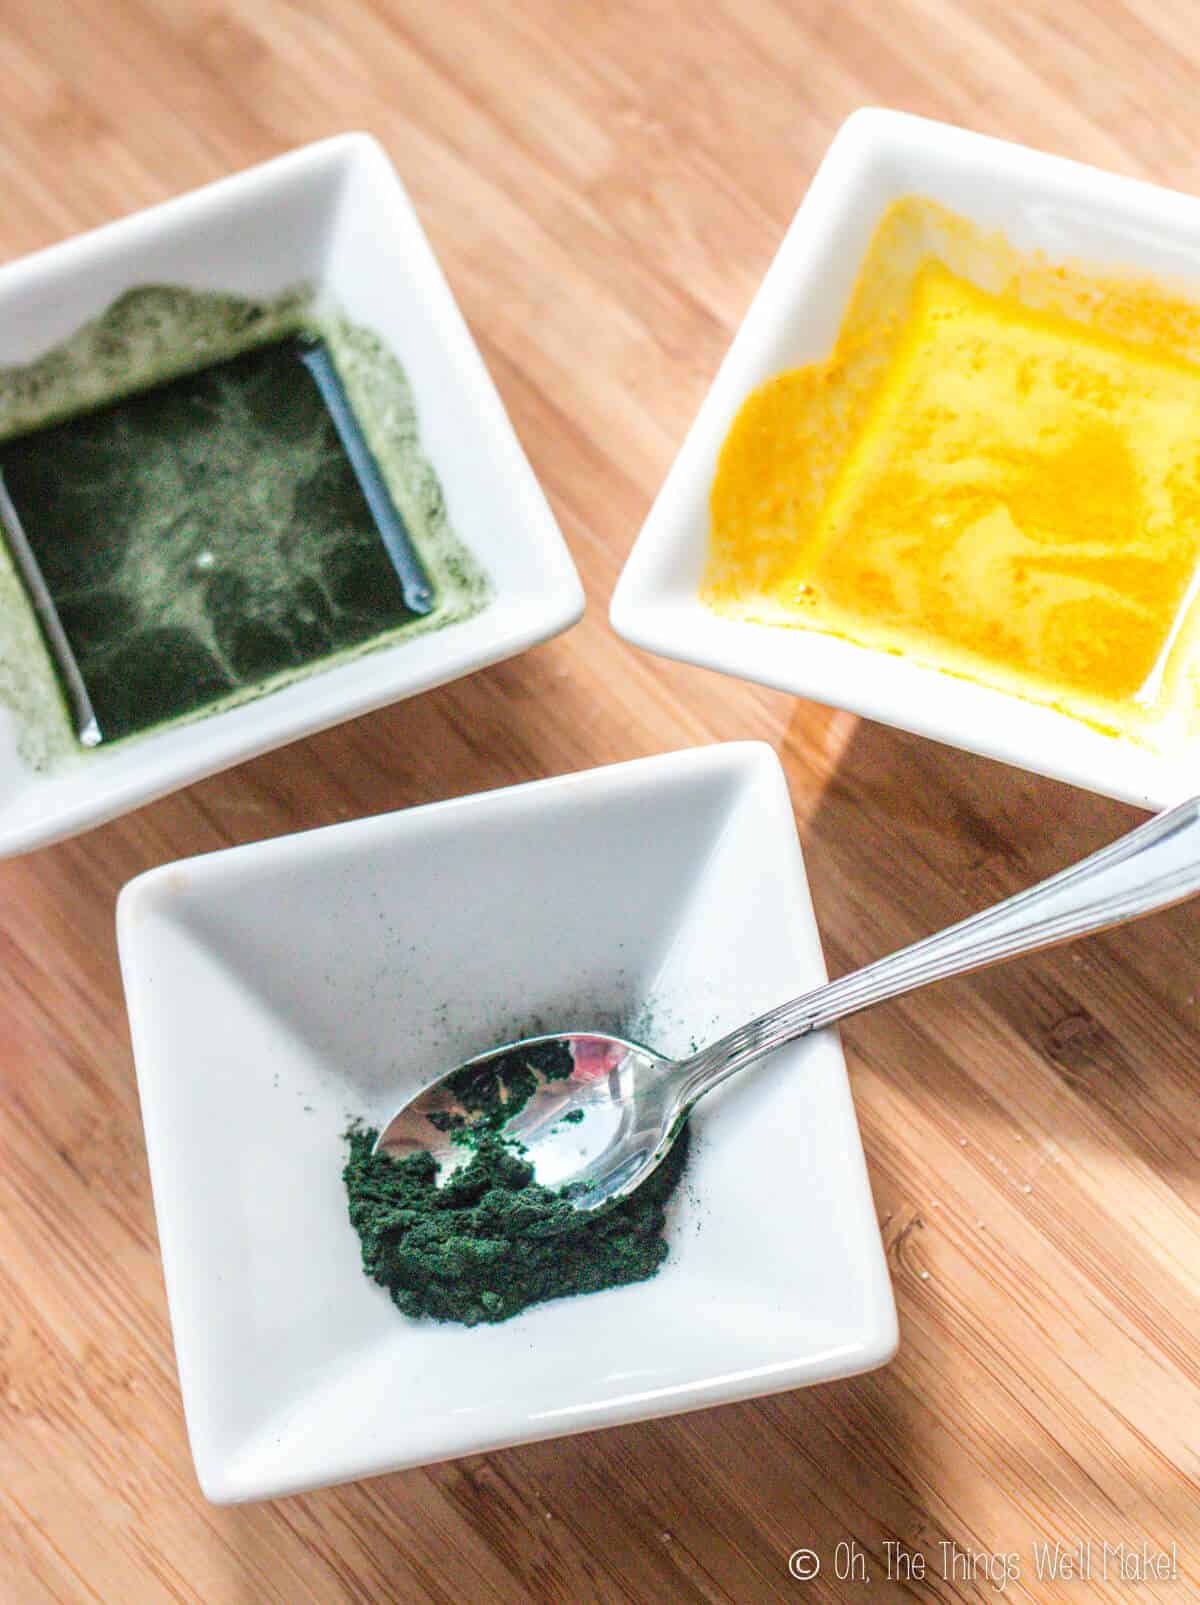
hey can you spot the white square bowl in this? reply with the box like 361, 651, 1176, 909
116, 743, 896, 1503
610, 108, 1200, 812
0, 135, 582, 855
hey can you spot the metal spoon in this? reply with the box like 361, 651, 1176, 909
376, 793, 1200, 1213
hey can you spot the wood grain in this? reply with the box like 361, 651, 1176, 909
2, 1, 1199, 1600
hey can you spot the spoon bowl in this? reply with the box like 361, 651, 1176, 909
377, 794, 1200, 1212
374, 1033, 680, 1211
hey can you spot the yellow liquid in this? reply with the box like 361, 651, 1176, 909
705, 197, 1200, 739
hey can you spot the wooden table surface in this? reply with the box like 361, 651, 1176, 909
3, 2, 1199, 1600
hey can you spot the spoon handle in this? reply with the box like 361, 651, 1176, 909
676, 794, 1200, 1108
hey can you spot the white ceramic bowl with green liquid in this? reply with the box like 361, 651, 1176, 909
0, 135, 582, 854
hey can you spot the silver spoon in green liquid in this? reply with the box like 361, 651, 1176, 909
376, 795, 1200, 1213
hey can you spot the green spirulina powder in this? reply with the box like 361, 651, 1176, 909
343, 1047, 689, 1327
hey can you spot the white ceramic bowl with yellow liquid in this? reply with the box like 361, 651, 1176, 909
0, 136, 582, 855
611, 108, 1200, 811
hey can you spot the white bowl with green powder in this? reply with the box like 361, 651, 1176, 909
0, 135, 582, 853
117, 744, 897, 1503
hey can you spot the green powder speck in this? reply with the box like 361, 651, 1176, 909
434, 1038, 572, 1136
343, 1118, 689, 1326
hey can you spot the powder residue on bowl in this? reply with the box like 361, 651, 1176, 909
704, 196, 1200, 743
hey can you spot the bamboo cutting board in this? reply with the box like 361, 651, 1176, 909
1, 2, 1198, 1600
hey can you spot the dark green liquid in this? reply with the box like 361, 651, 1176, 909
0, 335, 428, 742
